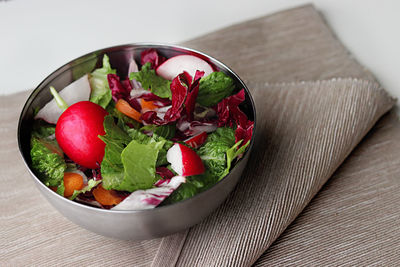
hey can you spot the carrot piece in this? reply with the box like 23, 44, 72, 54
141, 99, 158, 112
92, 184, 122, 206
115, 99, 142, 122
63, 172, 84, 197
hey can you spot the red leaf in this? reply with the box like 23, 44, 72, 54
141, 49, 166, 69
235, 120, 254, 147
216, 89, 247, 128
184, 70, 204, 121
163, 72, 189, 122
107, 74, 132, 102
156, 167, 175, 180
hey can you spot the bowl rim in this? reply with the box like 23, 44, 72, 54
17, 42, 257, 214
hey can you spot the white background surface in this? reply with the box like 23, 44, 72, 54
1, 0, 399, 100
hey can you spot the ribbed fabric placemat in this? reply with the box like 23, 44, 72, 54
254, 111, 400, 266
1, 4, 398, 266
151, 79, 394, 267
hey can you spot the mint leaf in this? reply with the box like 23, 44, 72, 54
197, 72, 235, 107
89, 54, 116, 108
130, 62, 171, 99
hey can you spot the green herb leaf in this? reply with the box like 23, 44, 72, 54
130, 62, 171, 99
30, 137, 66, 187
89, 54, 116, 108
31, 120, 56, 139
219, 140, 249, 180
140, 124, 176, 139
69, 179, 101, 200
197, 72, 235, 107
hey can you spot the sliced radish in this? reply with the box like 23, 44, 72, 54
184, 131, 207, 149
156, 55, 214, 80
167, 143, 205, 176
112, 176, 186, 210
34, 74, 91, 124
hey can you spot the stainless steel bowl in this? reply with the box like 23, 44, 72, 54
17, 43, 256, 240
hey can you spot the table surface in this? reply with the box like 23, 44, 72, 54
1, 0, 399, 100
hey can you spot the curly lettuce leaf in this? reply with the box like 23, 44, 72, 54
129, 62, 171, 99
89, 54, 116, 108
30, 137, 66, 187
197, 72, 235, 107
197, 127, 235, 177
206, 127, 235, 146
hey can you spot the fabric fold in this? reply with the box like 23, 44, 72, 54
153, 78, 394, 267
254, 111, 400, 266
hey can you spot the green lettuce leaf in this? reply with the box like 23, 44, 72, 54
140, 124, 176, 139
100, 115, 171, 191
161, 170, 218, 205
56, 183, 65, 196
89, 54, 116, 108
206, 127, 235, 146
30, 137, 66, 187
197, 127, 235, 177
197, 72, 235, 107
129, 62, 171, 99
219, 140, 250, 180
106, 102, 141, 129
99, 115, 130, 190
31, 120, 56, 139
118, 140, 165, 191
69, 179, 101, 200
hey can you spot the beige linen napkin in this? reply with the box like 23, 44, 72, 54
1, 4, 399, 266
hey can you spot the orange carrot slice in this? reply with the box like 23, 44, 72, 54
141, 99, 158, 112
63, 172, 84, 197
115, 99, 142, 122
92, 184, 122, 206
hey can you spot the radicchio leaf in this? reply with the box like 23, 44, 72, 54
141, 48, 166, 69
216, 89, 248, 128
156, 167, 175, 180
107, 74, 132, 102
235, 120, 254, 148
111, 176, 186, 210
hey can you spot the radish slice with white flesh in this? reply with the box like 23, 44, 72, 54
184, 132, 208, 149
167, 143, 205, 176
34, 74, 91, 124
112, 176, 186, 210
156, 55, 214, 80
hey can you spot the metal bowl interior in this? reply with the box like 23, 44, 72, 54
17, 43, 256, 240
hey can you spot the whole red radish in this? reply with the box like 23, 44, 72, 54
55, 101, 108, 169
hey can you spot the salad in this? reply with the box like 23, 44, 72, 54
30, 48, 254, 210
